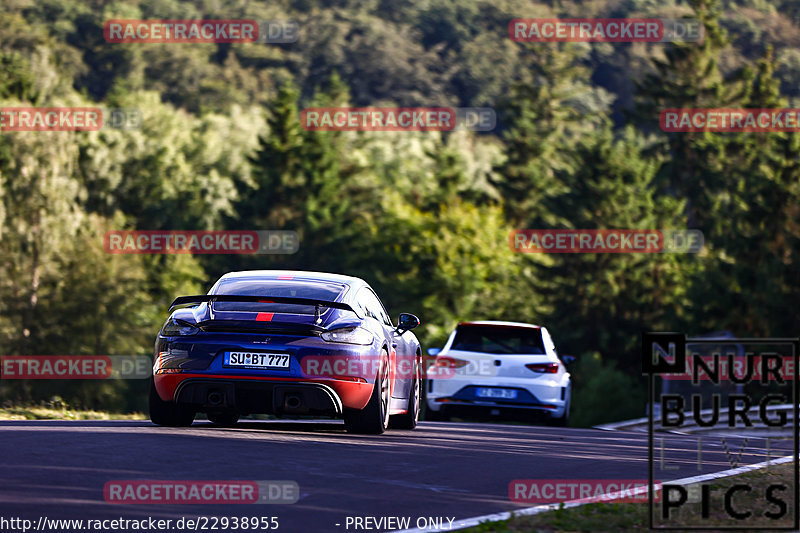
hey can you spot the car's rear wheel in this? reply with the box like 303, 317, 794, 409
207, 410, 239, 426
549, 395, 571, 427
149, 377, 195, 427
344, 350, 390, 434
389, 357, 420, 430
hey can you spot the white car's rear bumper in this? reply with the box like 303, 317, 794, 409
426, 375, 570, 418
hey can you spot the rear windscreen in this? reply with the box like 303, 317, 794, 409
212, 279, 347, 314
450, 326, 546, 354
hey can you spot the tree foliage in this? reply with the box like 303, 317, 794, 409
0, 0, 797, 428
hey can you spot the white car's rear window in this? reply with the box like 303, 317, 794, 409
451, 325, 546, 354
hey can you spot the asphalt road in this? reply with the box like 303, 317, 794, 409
0, 420, 793, 533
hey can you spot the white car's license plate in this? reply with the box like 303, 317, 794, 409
476, 387, 517, 399
224, 351, 291, 369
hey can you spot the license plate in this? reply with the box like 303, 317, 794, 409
476, 387, 517, 399
224, 351, 291, 369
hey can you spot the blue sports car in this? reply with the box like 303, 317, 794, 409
150, 270, 422, 434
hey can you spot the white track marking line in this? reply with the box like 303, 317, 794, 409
392, 454, 797, 532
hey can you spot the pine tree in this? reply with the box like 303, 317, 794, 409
495, 42, 611, 227
537, 125, 691, 375
634, 0, 746, 229
688, 47, 800, 336
240, 75, 363, 270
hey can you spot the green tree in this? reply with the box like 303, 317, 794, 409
238, 76, 365, 271
352, 192, 540, 350
0, 128, 83, 356
634, 0, 746, 229
78, 91, 260, 231
535, 126, 692, 375
495, 42, 612, 226
570, 353, 647, 427
687, 48, 800, 336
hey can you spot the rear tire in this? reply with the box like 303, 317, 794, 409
389, 358, 420, 430
344, 350, 390, 434
149, 377, 195, 427
549, 395, 570, 427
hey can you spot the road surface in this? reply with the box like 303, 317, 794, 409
0, 420, 791, 532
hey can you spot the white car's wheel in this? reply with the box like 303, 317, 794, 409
550, 390, 571, 427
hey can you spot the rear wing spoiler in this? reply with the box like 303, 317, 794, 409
169, 295, 360, 321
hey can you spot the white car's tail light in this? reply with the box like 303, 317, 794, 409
435, 357, 469, 369
525, 362, 559, 374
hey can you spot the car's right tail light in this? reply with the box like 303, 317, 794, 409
525, 362, 559, 374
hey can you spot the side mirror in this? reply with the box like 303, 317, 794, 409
396, 313, 420, 332
427, 347, 441, 357
561, 355, 576, 366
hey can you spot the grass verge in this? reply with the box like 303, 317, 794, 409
0, 405, 146, 420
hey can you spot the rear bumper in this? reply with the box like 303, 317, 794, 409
428, 396, 562, 411
155, 373, 373, 414
426, 382, 569, 418
429, 402, 561, 421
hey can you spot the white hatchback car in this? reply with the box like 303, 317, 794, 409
425, 321, 572, 425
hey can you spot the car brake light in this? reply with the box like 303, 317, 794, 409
157, 368, 183, 374
155, 351, 184, 373
525, 362, 559, 373
436, 357, 469, 369
333, 376, 368, 383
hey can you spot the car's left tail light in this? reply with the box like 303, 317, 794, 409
154, 351, 185, 374
525, 362, 559, 374
160, 317, 199, 336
